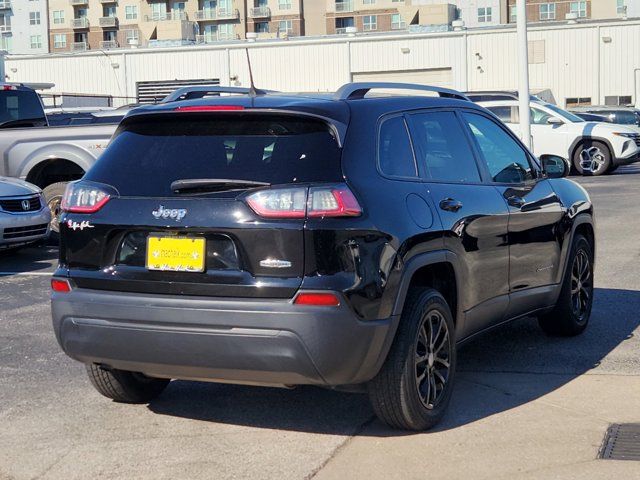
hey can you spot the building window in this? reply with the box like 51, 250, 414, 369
335, 16, 354, 33
53, 34, 67, 49
363, 0, 376, 4
278, 0, 292, 9
255, 22, 269, 33
30, 35, 42, 49
363, 15, 377, 31
29, 12, 41, 25
219, 23, 234, 39
539, 3, 556, 21
566, 97, 592, 108
570, 1, 587, 18
391, 13, 405, 29
478, 7, 492, 23
53, 10, 65, 24
278, 20, 293, 35
605, 95, 633, 106
509, 6, 516, 22
125, 29, 139, 46
125, 6, 138, 20
617, 0, 627, 14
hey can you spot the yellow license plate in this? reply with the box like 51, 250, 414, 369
146, 236, 206, 272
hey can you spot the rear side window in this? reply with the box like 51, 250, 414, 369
85, 113, 343, 196
378, 116, 417, 178
462, 113, 534, 184
409, 111, 481, 183
0, 90, 46, 127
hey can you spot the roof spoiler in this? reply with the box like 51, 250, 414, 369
334, 82, 469, 101
161, 85, 276, 103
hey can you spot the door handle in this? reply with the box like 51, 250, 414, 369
439, 198, 463, 212
507, 195, 526, 208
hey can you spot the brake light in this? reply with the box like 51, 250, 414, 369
61, 182, 112, 214
294, 292, 340, 307
2, 85, 17, 91
51, 278, 72, 293
245, 184, 362, 219
174, 105, 245, 112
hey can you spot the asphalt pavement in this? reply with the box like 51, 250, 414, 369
1, 167, 639, 480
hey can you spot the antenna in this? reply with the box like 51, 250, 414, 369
245, 49, 258, 97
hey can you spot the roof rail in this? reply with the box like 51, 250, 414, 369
334, 82, 469, 101
161, 85, 275, 103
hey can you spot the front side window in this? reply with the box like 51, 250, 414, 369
378, 116, 417, 178
410, 111, 481, 183
463, 113, 534, 184
487, 106, 514, 123
478, 7, 492, 23
530, 107, 553, 125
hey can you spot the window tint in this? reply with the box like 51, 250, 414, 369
378, 116, 417, 178
463, 113, 534, 184
85, 114, 343, 196
409, 111, 481, 183
530, 107, 552, 125
0, 90, 46, 127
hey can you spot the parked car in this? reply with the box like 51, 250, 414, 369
51, 83, 595, 431
46, 109, 125, 127
569, 106, 640, 130
464, 89, 557, 105
479, 99, 640, 175
572, 112, 611, 123
0, 176, 51, 251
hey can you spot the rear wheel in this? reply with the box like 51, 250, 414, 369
86, 364, 170, 403
368, 288, 456, 431
538, 234, 593, 336
573, 141, 612, 176
42, 182, 68, 244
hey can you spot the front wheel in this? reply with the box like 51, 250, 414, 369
368, 288, 456, 431
538, 234, 594, 336
573, 141, 612, 176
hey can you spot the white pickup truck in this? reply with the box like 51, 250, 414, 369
0, 84, 122, 236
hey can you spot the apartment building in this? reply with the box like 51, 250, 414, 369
326, 0, 409, 35
505, 0, 591, 22
1, 0, 50, 55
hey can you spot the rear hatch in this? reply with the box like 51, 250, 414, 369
60, 111, 344, 298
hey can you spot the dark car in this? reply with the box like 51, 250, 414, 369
570, 106, 640, 128
51, 83, 595, 431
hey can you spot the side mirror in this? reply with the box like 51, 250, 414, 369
547, 117, 564, 125
541, 155, 569, 178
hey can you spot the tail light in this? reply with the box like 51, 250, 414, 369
51, 278, 72, 293
61, 182, 115, 214
245, 184, 362, 219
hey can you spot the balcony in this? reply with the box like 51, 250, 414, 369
100, 40, 118, 49
335, 27, 347, 34
99, 0, 117, 3
99, 16, 118, 27
335, 1, 353, 13
144, 11, 187, 21
194, 9, 217, 21
71, 41, 88, 51
195, 34, 215, 44
216, 9, 239, 20
72, 17, 90, 28
0, 2, 11, 10
69, 0, 88, 5
250, 6, 270, 18
0, 25, 11, 34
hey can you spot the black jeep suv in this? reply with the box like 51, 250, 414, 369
51, 83, 595, 431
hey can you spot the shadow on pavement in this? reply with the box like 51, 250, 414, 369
0, 245, 58, 275
148, 287, 639, 435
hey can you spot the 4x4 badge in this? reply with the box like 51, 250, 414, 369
152, 205, 187, 221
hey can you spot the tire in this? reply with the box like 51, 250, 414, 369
85, 364, 170, 403
42, 182, 68, 244
368, 288, 456, 431
572, 141, 612, 176
538, 234, 594, 336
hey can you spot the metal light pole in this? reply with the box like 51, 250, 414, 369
517, 0, 531, 149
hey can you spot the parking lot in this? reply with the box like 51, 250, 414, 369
1, 167, 639, 480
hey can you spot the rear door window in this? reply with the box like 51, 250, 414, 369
408, 111, 481, 183
377, 116, 417, 178
462, 112, 534, 184
84, 113, 343, 196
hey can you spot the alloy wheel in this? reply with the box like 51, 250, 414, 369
580, 147, 606, 174
570, 249, 592, 322
415, 309, 451, 409
47, 195, 63, 233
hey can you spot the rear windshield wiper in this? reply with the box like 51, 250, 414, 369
171, 178, 270, 194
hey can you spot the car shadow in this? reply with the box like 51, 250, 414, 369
147, 287, 639, 436
0, 245, 58, 275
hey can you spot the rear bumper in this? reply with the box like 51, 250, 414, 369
51, 288, 397, 387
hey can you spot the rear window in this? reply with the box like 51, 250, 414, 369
0, 90, 46, 127
85, 113, 343, 196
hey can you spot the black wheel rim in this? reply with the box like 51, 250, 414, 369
415, 309, 451, 410
571, 249, 592, 322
